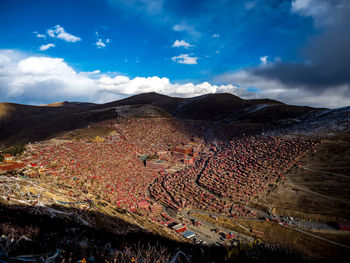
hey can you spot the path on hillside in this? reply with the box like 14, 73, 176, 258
286, 225, 350, 249
194, 152, 248, 207
186, 208, 350, 249
301, 166, 350, 179
285, 183, 350, 204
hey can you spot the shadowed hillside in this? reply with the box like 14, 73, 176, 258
0, 102, 115, 147
0, 92, 325, 147
42, 101, 97, 108
96, 92, 322, 122
0, 203, 315, 263
98, 92, 185, 113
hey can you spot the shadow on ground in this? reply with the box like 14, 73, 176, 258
0, 203, 328, 263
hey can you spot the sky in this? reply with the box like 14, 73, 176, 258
0, 0, 349, 108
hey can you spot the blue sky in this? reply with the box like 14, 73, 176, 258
0, 0, 349, 107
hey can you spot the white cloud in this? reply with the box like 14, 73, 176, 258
46, 25, 81, 42
95, 30, 110, 48
33, 32, 46, 38
172, 40, 193, 48
83, 70, 101, 76
98, 75, 243, 98
96, 38, 110, 49
291, 0, 346, 26
0, 50, 96, 103
172, 22, 201, 38
212, 34, 220, 38
171, 54, 198, 65
96, 39, 106, 48
39, 43, 55, 51
260, 56, 269, 65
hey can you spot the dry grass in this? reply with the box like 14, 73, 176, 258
192, 212, 349, 259
251, 134, 350, 222
59, 126, 115, 140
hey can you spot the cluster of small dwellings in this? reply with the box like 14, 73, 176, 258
149, 136, 318, 217
6, 117, 318, 228
23, 139, 157, 213
18, 118, 207, 222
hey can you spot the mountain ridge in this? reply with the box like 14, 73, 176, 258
0, 92, 336, 147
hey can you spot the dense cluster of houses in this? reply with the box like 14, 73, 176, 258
18, 118, 206, 221
16, 117, 317, 228
149, 136, 317, 216
198, 136, 317, 201
23, 139, 158, 213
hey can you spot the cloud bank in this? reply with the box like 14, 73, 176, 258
0, 50, 247, 105
251, 0, 350, 92
213, 0, 350, 109
214, 67, 350, 109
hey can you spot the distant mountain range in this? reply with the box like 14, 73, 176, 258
1, 92, 348, 147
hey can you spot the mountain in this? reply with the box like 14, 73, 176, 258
96, 92, 185, 113
0, 92, 331, 147
0, 101, 114, 147
42, 101, 97, 108
288, 106, 350, 133
95, 92, 321, 123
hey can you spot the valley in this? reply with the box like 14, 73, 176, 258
1, 93, 349, 262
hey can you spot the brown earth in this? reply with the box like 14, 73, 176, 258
192, 213, 349, 259
250, 134, 350, 223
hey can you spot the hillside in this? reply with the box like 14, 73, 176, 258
98, 92, 185, 114
0, 102, 112, 147
42, 101, 97, 108
0, 92, 327, 147
96, 92, 322, 123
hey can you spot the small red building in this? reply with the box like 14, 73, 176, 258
226, 233, 235, 239
171, 145, 193, 155
337, 222, 350, 231
183, 157, 194, 165
3, 154, 14, 163
173, 223, 187, 233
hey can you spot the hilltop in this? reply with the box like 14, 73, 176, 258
94, 92, 321, 122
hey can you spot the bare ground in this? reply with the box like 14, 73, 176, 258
251, 134, 350, 223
